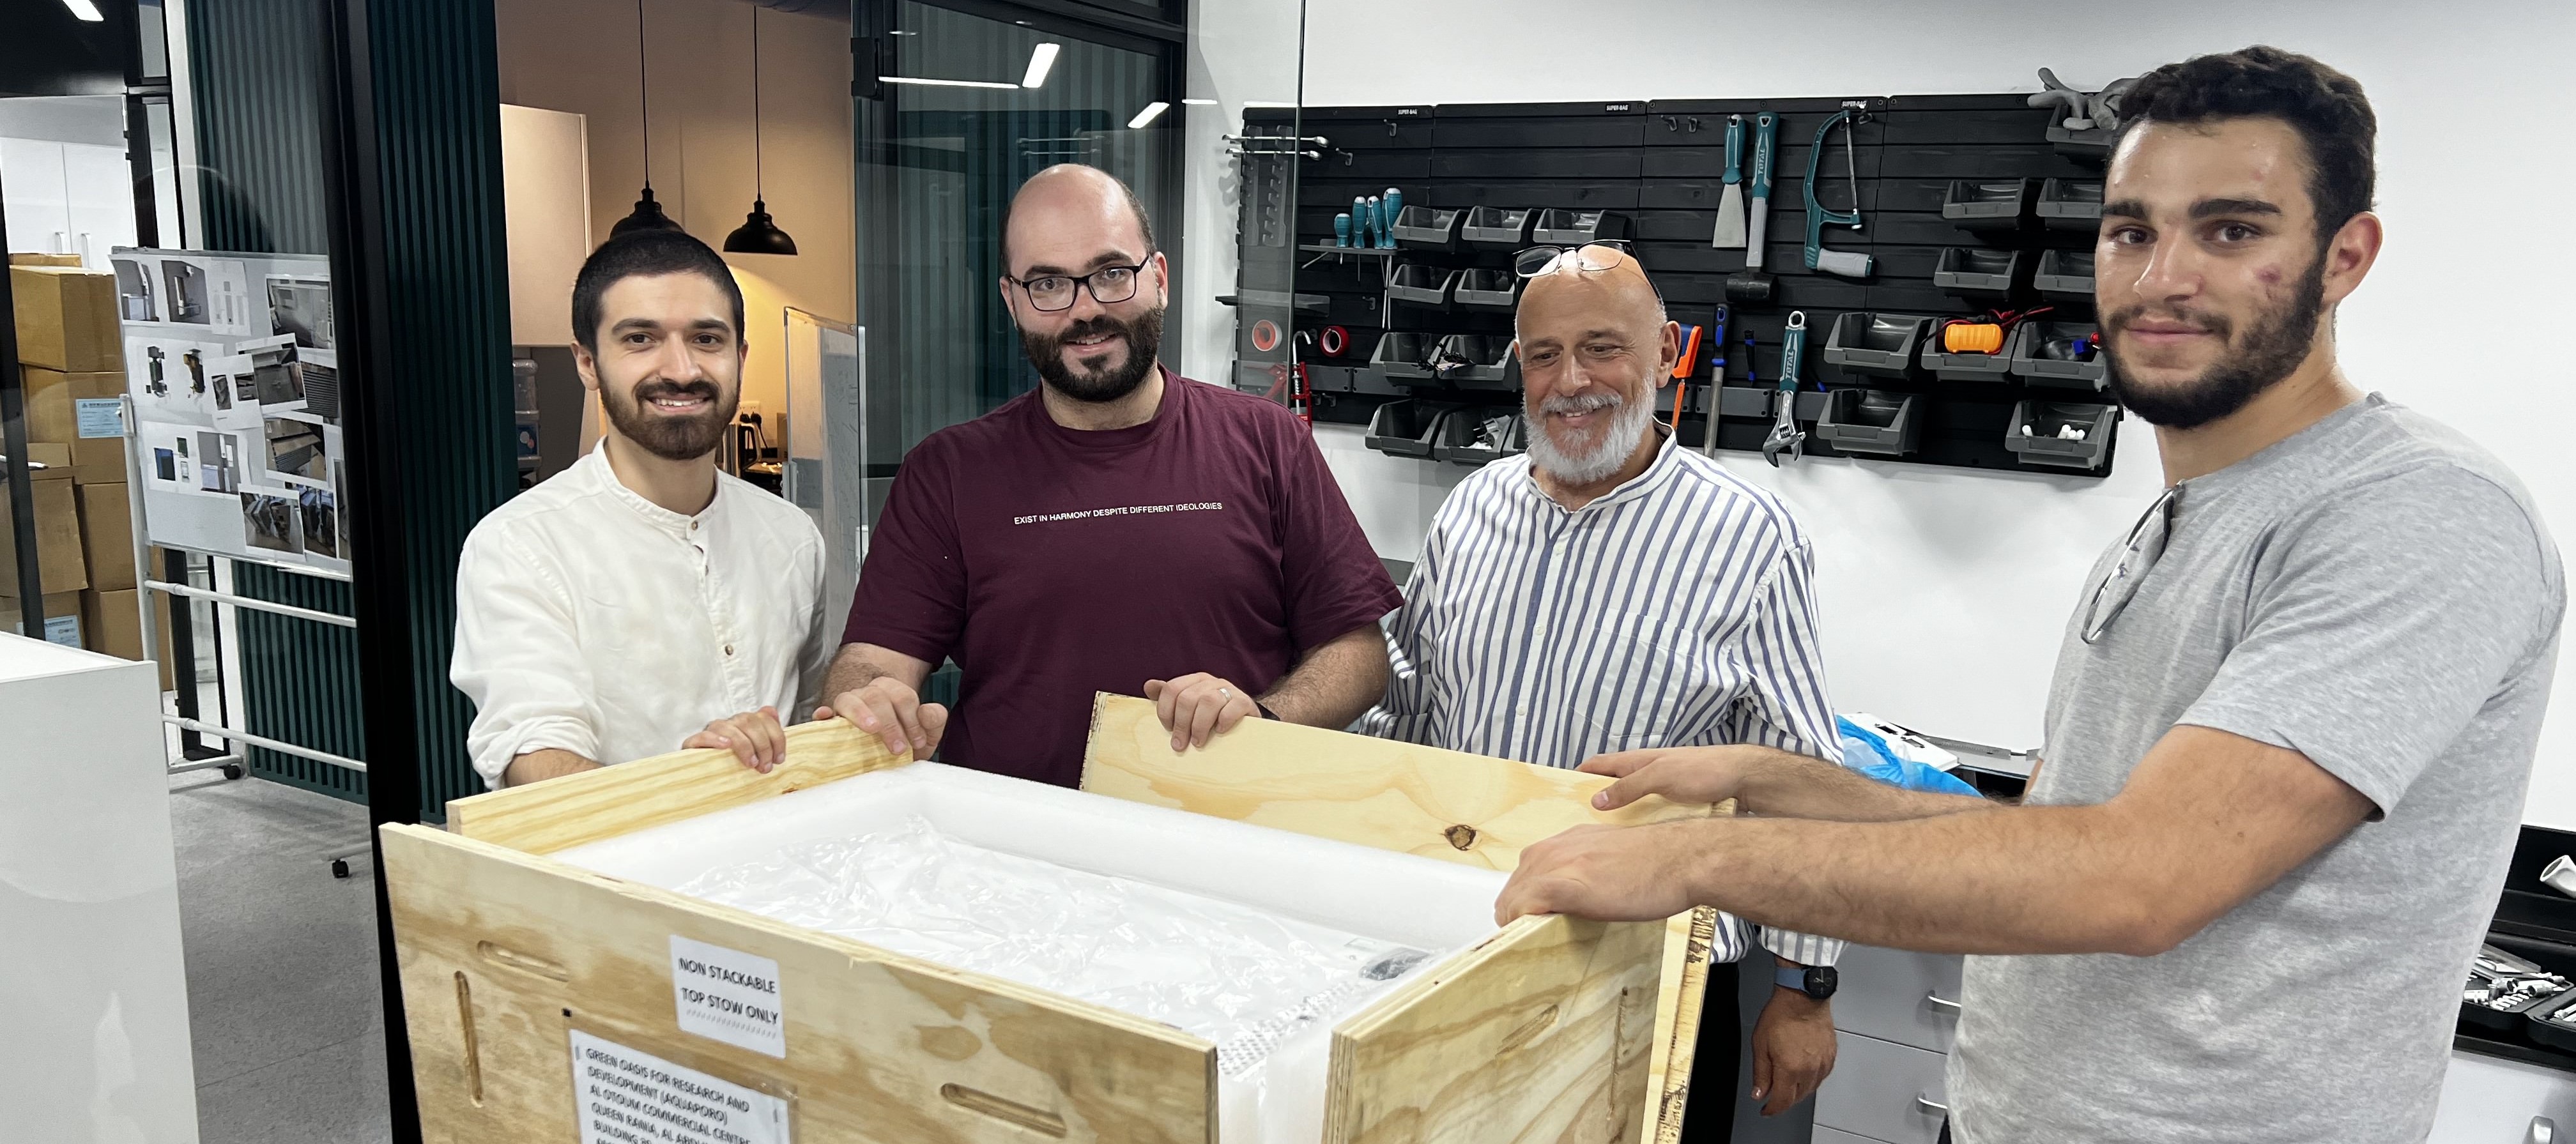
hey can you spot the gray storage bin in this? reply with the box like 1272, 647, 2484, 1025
1429, 334, 1513, 385
1390, 205, 1464, 250
1431, 408, 1524, 466
1529, 209, 1631, 245
2008, 320, 2106, 390
1452, 268, 1521, 309
2005, 400, 2117, 470
1932, 247, 2023, 296
1363, 399, 1455, 457
2037, 178, 2104, 231
2033, 248, 2096, 300
1815, 389, 1922, 457
1384, 263, 1455, 307
1460, 206, 1536, 248
1370, 332, 1434, 380
1940, 179, 2032, 233
1919, 321, 2017, 382
1823, 312, 1933, 379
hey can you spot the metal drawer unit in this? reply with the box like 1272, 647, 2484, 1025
1813, 1032, 1951, 1144
1834, 944, 1965, 1054
1809, 946, 1963, 1143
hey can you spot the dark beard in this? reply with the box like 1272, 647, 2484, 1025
602, 377, 737, 462
1022, 307, 1164, 404
2103, 254, 2327, 429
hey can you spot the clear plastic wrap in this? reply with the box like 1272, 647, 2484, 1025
673, 816, 1452, 1140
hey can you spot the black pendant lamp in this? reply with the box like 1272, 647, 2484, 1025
723, 5, 797, 255
611, 0, 681, 237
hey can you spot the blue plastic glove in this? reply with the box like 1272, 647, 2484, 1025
1837, 715, 1980, 797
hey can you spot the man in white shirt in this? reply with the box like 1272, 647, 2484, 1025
452, 229, 831, 788
1364, 245, 1840, 1136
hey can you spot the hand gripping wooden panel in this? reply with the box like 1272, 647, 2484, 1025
1081, 694, 1725, 1143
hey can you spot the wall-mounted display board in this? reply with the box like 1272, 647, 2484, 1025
109, 248, 349, 575
1264, 95, 2122, 478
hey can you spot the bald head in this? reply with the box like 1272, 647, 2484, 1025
1002, 164, 1158, 275
1515, 255, 1667, 341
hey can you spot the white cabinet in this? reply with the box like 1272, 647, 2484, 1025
1, 137, 136, 270
0, 634, 200, 1142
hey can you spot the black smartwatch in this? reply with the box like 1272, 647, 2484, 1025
1775, 963, 1838, 1000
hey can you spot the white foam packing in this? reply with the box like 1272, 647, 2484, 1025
551, 762, 1509, 1143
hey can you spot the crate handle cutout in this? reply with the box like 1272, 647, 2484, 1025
454, 972, 483, 1106
475, 940, 570, 982
940, 1083, 1069, 1137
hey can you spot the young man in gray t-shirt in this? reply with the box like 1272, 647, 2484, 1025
1492, 47, 2563, 1144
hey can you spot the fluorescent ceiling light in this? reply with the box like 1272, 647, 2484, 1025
60, 0, 105, 20
882, 76, 1021, 90
1021, 42, 1061, 89
1182, 98, 1218, 106
1127, 102, 1170, 130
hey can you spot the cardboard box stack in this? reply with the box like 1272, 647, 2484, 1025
8, 253, 84, 268
7, 263, 124, 631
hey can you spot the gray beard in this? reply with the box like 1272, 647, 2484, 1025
1524, 392, 1654, 485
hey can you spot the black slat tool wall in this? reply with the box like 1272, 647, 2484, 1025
1264, 94, 2123, 478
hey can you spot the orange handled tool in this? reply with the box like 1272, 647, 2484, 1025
1669, 322, 1703, 429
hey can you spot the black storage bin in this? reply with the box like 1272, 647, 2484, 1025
1453, 269, 1521, 309
2004, 400, 2117, 471
1383, 263, 1455, 307
1370, 332, 1434, 381
1429, 334, 1513, 386
1823, 312, 1933, 379
1431, 408, 1525, 466
1529, 209, 1632, 245
1918, 319, 2017, 383
1390, 205, 1465, 251
1460, 206, 1537, 248
1932, 247, 2024, 296
1363, 399, 1455, 457
2037, 178, 2105, 231
1940, 179, 2032, 233
2009, 320, 2106, 390
1814, 389, 1922, 457
2034, 249, 2096, 300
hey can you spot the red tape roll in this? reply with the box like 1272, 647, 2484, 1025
1319, 324, 1351, 357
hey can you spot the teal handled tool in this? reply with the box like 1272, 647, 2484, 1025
1803, 109, 1872, 278
1702, 303, 1730, 454
1710, 114, 1747, 248
1352, 195, 1370, 245
1381, 187, 1402, 248
1762, 310, 1808, 466
1724, 112, 1780, 305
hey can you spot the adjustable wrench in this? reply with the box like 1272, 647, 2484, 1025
1762, 310, 1809, 466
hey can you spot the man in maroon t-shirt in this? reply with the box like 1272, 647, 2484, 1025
815, 165, 1402, 788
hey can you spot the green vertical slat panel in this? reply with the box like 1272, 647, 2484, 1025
185, 0, 513, 818
187, 0, 368, 802
363, 0, 516, 821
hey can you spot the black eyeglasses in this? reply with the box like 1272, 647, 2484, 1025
2080, 485, 2181, 644
1008, 259, 1154, 313
1514, 240, 1637, 278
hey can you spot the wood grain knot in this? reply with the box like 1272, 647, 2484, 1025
940, 1083, 1067, 1137
1444, 824, 1478, 850
476, 941, 570, 982
1498, 1002, 1560, 1053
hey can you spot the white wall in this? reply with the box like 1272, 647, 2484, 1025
1296, 0, 2576, 826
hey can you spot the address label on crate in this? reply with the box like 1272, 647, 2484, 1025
74, 398, 124, 439
670, 936, 787, 1058
569, 1030, 789, 1144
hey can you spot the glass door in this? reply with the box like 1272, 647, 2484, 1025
850, 0, 1183, 533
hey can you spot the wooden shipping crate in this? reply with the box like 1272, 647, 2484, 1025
383, 694, 1729, 1143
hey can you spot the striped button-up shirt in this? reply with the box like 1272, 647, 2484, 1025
1364, 431, 1844, 966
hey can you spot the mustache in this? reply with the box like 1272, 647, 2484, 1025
1538, 392, 1623, 415
1050, 316, 1133, 349
634, 378, 720, 402
2104, 304, 2232, 340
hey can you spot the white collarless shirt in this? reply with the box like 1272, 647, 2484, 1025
452, 447, 831, 789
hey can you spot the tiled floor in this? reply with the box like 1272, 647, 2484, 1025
167, 768, 390, 1144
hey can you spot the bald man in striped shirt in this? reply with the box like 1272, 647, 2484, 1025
1363, 244, 1841, 1136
